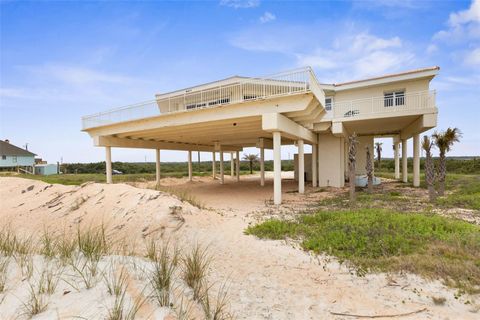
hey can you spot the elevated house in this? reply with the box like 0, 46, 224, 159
0, 139, 36, 173
82, 66, 439, 204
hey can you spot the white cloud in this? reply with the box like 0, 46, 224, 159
433, 0, 480, 43
259, 12, 276, 24
448, 0, 480, 27
231, 25, 415, 82
220, 0, 259, 9
464, 47, 480, 65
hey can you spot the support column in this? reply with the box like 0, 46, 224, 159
220, 150, 224, 184
230, 152, 234, 177
394, 140, 400, 180
105, 146, 112, 184
273, 131, 282, 205
260, 146, 265, 187
402, 139, 408, 183
298, 140, 304, 194
312, 144, 317, 187
413, 134, 420, 187
212, 152, 216, 179
188, 150, 193, 182
235, 151, 240, 182
155, 149, 161, 186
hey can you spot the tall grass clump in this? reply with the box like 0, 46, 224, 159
150, 242, 179, 306
182, 244, 211, 301
103, 263, 129, 297
199, 282, 233, 320
0, 257, 10, 293
40, 229, 57, 259
77, 224, 108, 261
20, 284, 48, 317
38, 263, 62, 295
0, 227, 17, 256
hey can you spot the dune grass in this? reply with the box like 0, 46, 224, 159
246, 209, 480, 294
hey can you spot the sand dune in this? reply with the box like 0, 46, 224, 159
0, 177, 478, 319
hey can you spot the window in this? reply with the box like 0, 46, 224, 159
325, 97, 333, 111
1, 155, 6, 160
12, 156, 17, 163
384, 90, 405, 107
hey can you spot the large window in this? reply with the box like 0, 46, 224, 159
1, 155, 6, 160
384, 91, 405, 107
325, 97, 333, 111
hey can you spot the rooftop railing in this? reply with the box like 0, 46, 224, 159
82, 67, 319, 130
330, 90, 436, 119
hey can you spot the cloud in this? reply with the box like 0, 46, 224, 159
259, 12, 276, 24
21, 64, 134, 86
220, 0, 260, 9
464, 47, 480, 65
433, 0, 480, 43
448, 0, 480, 27
231, 23, 416, 82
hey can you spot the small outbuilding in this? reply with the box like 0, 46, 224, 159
34, 164, 58, 176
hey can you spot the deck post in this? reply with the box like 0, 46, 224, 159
212, 152, 216, 179
105, 146, 112, 184
236, 151, 240, 182
413, 134, 420, 187
220, 149, 224, 184
155, 149, 161, 186
312, 143, 317, 187
273, 131, 282, 205
188, 150, 193, 182
298, 139, 305, 194
260, 146, 265, 186
230, 152, 234, 177
394, 140, 400, 180
402, 139, 408, 183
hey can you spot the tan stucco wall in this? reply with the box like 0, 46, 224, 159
294, 153, 313, 182
332, 79, 430, 102
318, 134, 345, 187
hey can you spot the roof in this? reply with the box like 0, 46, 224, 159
333, 66, 440, 87
0, 140, 36, 156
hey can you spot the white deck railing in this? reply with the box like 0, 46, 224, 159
331, 90, 436, 119
82, 67, 319, 130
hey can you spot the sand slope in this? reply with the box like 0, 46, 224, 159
0, 177, 478, 319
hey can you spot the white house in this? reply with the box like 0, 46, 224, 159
82, 66, 438, 204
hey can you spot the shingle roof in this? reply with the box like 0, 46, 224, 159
0, 140, 36, 156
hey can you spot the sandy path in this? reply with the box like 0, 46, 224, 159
0, 177, 478, 319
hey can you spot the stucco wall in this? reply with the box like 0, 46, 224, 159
332, 79, 430, 102
318, 134, 345, 187
293, 153, 313, 182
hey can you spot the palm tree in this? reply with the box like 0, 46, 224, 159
348, 133, 359, 203
242, 154, 259, 174
365, 146, 373, 193
375, 142, 383, 169
422, 135, 436, 201
432, 127, 461, 196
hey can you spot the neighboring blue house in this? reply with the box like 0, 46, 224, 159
0, 139, 36, 172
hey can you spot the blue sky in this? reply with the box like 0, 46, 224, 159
1, 0, 479, 163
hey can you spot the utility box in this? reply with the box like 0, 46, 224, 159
34, 164, 58, 176
293, 153, 313, 182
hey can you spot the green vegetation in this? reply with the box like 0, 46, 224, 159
246, 209, 480, 293
376, 157, 480, 175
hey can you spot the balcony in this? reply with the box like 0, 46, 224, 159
329, 90, 436, 120
82, 67, 323, 130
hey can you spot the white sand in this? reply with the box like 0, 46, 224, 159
0, 176, 478, 319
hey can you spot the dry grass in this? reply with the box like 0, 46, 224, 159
150, 241, 179, 306
182, 243, 211, 301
